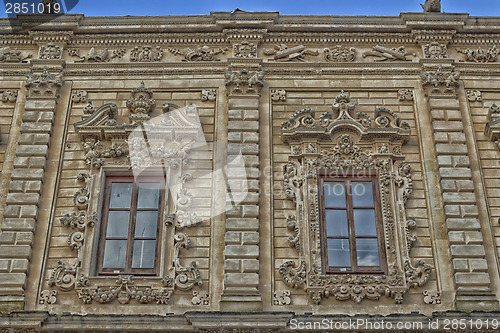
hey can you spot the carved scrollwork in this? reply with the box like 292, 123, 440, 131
48, 259, 79, 291
60, 210, 95, 230
484, 104, 500, 150
76, 275, 172, 305
278, 260, 306, 289
279, 91, 431, 304
286, 215, 300, 251
173, 233, 202, 291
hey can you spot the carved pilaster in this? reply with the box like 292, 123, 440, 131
221, 60, 263, 310
421, 71, 500, 311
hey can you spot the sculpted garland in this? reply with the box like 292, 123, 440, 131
278, 91, 432, 304
41, 83, 207, 305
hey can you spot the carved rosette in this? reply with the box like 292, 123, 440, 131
25, 68, 63, 98
278, 91, 431, 304
423, 42, 447, 59
420, 66, 460, 96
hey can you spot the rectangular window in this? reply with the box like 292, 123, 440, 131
97, 176, 164, 275
319, 176, 386, 273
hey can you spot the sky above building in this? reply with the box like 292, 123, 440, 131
1, 0, 499, 17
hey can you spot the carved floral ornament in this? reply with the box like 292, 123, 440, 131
25, 68, 63, 98
279, 91, 432, 304
41, 83, 208, 305
420, 66, 460, 96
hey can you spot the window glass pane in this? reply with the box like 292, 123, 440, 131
323, 182, 346, 207
351, 181, 374, 207
356, 238, 380, 267
327, 238, 351, 267
353, 209, 377, 236
102, 240, 127, 268
325, 209, 348, 237
132, 240, 156, 269
109, 182, 133, 209
137, 182, 161, 209
134, 211, 158, 238
106, 211, 130, 238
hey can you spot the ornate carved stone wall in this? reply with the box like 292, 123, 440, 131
1, 7, 500, 332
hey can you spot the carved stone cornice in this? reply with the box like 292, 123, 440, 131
29, 30, 73, 45
485, 104, 500, 149
223, 28, 267, 42
411, 29, 456, 45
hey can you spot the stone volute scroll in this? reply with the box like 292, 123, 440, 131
279, 91, 432, 304
42, 83, 207, 305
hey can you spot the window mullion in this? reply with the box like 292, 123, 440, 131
126, 180, 138, 273
346, 179, 357, 272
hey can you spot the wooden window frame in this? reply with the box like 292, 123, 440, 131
319, 174, 387, 274
96, 175, 165, 276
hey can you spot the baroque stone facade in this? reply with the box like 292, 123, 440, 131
1, 5, 500, 332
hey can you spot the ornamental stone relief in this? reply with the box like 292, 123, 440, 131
323, 45, 356, 62
362, 45, 415, 61
466, 90, 482, 102
458, 46, 498, 63
202, 89, 217, 101
0, 46, 31, 62
264, 44, 319, 62
71, 90, 88, 103
1, 90, 17, 103
225, 68, 264, 95
485, 103, 500, 150
423, 42, 447, 59
420, 66, 460, 96
278, 91, 432, 305
25, 68, 63, 98
271, 89, 286, 102
68, 47, 126, 62
233, 41, 257, 58
38, 43, 62, 59
42, 85, 208, 305
130, 45, 164, 62
398, 89, 414, 101
168, 45, 227, 61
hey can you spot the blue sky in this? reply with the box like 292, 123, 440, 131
1, 0, 499, 17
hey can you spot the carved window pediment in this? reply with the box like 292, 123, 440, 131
279, 91, 431, 305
